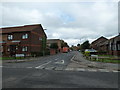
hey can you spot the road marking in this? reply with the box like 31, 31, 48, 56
76, 68, 86, 71
26, 67, 33, 68
55, 67, 64, 71
45, 67, 55, 70
65, 68, 74, 71
55, 60, 64, 64
98, 69, 110, 72
55, 58, 58, 60
112, 71, 119, 73
87, 69, 97, 72
0, 66, 3, 68
70, 55, 76, 61
35, 61, 52, 69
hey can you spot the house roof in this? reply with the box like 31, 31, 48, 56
109, 34, 120, 41
91, 36, 108, 45
0, 24, 42, 34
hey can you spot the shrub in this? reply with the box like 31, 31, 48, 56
84, 51, 90, 57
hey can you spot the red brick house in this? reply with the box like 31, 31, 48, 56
0, 24, 47, 57
90, 36, 108, 52
91, 35, 120, 56
108, 35, 120, 56
47, 39, 63, 55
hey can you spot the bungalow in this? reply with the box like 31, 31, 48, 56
90, 36, 108, 53
91, 35, 120, 56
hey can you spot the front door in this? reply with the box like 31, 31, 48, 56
10, 45, 16, 57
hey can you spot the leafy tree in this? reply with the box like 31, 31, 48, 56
77, 44, 80, 47
77, 43, 81, 51
61, 40, 69, 48
81, 40, 90, 51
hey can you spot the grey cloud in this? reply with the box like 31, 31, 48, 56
1, 2, 118, 46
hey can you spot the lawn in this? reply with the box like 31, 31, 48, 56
90, 58, 120, 63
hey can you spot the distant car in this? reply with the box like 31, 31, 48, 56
78, 50, 81, 52
85, 49, 97, 55
63, 47, 69, 53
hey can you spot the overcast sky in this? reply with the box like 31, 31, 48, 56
0, 0, 118, 46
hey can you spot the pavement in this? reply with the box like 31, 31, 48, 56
66, 51, 119, 72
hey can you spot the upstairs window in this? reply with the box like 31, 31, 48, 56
22, 34, 28, 39
22, 46, 28, 52
8, 35, 13, 40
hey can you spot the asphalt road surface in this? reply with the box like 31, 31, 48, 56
2, 51, 119, 88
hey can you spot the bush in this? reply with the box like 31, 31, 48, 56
84, 51, 90, 57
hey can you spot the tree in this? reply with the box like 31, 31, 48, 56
61, 40, 69, 48
50, 43, 58, 49
77, 44, 80, 47
81, 40, 90, 51
77, 43, 81, 51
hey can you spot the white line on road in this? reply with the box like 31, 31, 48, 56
65, 68, 74, 71
55, 58, 58, 60
55, 60, 64, 64
70, 55, 76, 61
35, 61, 52, 69
87, 69, 97, 72
0, 66, 3, 68
76, 68, 86, 71
26, 67, 33, 68
98, 69, 110, 72
112, 71, 119, 73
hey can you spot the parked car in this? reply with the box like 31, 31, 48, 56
85, 49, 98, 55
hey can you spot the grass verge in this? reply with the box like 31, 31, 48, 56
0, 57, 25, 60
88, 58, 120, 63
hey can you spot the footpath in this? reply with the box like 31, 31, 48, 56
66, 52, 119, 72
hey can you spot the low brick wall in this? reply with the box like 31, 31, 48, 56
50, 49, 56, 55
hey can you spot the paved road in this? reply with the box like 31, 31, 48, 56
1, 51, 119, 88
2, 68, 119, 88
3, 51, 75, 70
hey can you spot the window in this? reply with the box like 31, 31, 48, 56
22, 34, 28, 39
8, 35, 13, 40
22, 46, 28, 51
39, 37, 42, 40
117, 44, 120, 50
0, 45, 3, 52
7, 47, 10, 52
16, 46, 18, 50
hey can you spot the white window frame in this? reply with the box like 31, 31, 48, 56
118, 44, 120, 50
16, 46, 18, 50
22, 46, 28, 52
22, 34, 28, 39
8, 35, 13, 40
